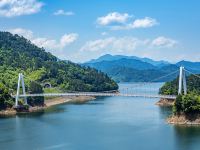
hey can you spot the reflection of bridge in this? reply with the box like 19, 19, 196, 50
13, 66, 199, 107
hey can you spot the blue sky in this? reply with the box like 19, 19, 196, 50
0, 0, 200, 62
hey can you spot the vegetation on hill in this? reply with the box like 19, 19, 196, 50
159, 74, 200, 95
0, 31, 118, 110
84, 60, 179, 82
0, 83, 14, 110
160, 74, 200, 115
84, 55, 200, 82
106, 66, 179, 82
173, 93, 200, 114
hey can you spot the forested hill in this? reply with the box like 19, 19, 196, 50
0, 31, 118, 93
159, 74, 200, 95
83, 54, 200, 82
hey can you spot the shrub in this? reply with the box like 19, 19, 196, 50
173, 93, 200, 114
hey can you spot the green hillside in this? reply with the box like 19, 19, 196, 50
0, 32, 118, 109
160, 74, 200, 114
159, 74, 200, 95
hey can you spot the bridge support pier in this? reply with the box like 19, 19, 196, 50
178, 66, 187, 95
15, 73, 27, 107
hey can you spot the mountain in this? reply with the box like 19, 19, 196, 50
176, 60, 200, 73
84, 58, 156, 72
0, 32, 118, 109
100, 66, 181, 82
83, 54, 200, 82
86, 54, 170, 67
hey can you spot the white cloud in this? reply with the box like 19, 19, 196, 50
152, 36, 177, 48
73, 36, 151, 62
78, 36, 178, 62
0, 0, 44, 17
9, 28, 33, 39
131, 17, 158, 29
96, 12, 158, 30
80, 37, 149, 52
81, 36, 177, 53
54, 9, 74, 16
101, 32, 108, 36
111, 17, 158, 30
97, 12, 131, 26
60, 33, 78, 47
9, 28, 78, 50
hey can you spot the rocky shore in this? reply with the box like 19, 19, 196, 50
0, 96, 95, 116
156, 98, 175, 106
167, 114, 200, 125
0, 109, 17, 116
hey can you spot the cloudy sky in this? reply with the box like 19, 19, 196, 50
0, 0, 200, 62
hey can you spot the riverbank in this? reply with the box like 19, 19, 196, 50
156, 98, 175, 106
0, 96, 95, 116
45, 96, 95, 107
167, 114, 200, 125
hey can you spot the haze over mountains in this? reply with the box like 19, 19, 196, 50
83, 54, 200, 82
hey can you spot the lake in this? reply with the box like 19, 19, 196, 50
1, 83, 200, 150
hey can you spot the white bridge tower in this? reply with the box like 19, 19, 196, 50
15, 73, 27, 107
178, 66, 187, 95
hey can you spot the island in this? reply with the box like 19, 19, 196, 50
159, 74, 200, 125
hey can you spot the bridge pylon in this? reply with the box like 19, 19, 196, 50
15, 73, 27, 107
178, 66, 187, 95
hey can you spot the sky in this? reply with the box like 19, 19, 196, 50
0, 0, 200, 63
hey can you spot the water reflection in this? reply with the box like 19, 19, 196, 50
173, 125, 200, 150
158, 106, 173, 119
17, 106, 66, 118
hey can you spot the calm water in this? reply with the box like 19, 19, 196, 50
1, 83, 200, 150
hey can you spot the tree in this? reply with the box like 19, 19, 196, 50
27, 82, 44, 106
0, 83, 14, 110
173, 93, 200, 114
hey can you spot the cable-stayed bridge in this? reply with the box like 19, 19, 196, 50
12, 66, 200, 107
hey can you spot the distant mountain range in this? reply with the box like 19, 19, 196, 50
86, 54, 170, 67
83, 54, 200, 82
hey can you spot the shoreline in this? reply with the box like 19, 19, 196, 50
0, 96, 95, 116
155, 98, 175, 106
167, 114, 200, 125
156, 98, 200, 125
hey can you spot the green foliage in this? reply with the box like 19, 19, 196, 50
0, 83, 14, 109
173, 94, 182, 114
160, 73, 200, 114
0, 31, 118, 110
173, 93, 200, 114
27, 82, 44, 106
43, 87, 62, 93
159, 74, 200, 95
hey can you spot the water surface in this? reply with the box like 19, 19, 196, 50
1, 83, 200, 150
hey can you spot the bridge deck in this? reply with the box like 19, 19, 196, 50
12, 92, 176, 99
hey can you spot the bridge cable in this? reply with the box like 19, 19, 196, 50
120, 69, 179, 92
184, 69, 200, 79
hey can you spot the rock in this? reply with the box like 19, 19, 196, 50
156, 98, 175, 106
167, 114, 200, 125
